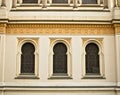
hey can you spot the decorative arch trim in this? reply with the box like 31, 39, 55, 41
82, 38, 105, 79
16, 38, 39, 79
49, 38, 72, 79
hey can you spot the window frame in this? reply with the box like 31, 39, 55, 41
21, 42, 35, 74
85, 43, 100, 75
78, 0, 104, 8
22, 0, 38, 4
16, 0, 41, 7
82, 38, 105, 79
52, 0, 68, 4
48, 38, 72, 79
16, 38, 39, 79
53, 43, 68, 74
17, 0, 40, 4
82, 0, 98, 4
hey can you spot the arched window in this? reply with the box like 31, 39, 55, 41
21, 42, 35, 74
23, 0, 38, 3
53, 43, 67, 74
82, 0, 97, 4
85, 43, 100, 74
52, 0, 68, 4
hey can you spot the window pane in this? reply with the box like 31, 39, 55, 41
23, 0, 38, 3
82, 0, 97, 4
52, 0, 68, 3
53, 43, 67, 74
85, 43, 100, 74
21, 43, 35, 74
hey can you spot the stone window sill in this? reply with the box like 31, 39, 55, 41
48, 76, 72, 79
48, 73, 72, 79
15, 74, 39, 79
82, 74, 105, 79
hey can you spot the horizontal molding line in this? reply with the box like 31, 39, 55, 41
10, 8, 110, 12
8, 20, 112, 23
1, 19, 120, 24
0, 86, 118, 88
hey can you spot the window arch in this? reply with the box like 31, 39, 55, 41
53, 43, 67, 74
16, 38, 39, 79
49, 38, 72, 78
23, 0, 38, 3
82, 38, 105, 78
21, 42, 35, 74
82, 0, 97, 4
85, 43, 100, 74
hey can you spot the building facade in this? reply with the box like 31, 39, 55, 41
0, 0, 120, 95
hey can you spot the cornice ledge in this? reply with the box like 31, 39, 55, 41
7, 24, 113, 28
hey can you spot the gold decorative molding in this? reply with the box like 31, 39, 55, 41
82, 38, 103, 45
50, 38, 71, 45
6, 24, 114, 35
0, 24, 7, 34
17, 37, 39, 45
114, 24, 120, 34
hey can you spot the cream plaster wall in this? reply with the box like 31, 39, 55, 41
4, 35, 116, 85
8, 11, 112, 22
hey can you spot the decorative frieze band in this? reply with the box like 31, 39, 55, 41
0, 24, 6, 34
114, 24, 120, 34
6, 24, 114, 35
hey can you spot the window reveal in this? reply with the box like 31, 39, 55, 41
53, 43, 67, 74
21, 43, 35, 74
85, 43, 100, 74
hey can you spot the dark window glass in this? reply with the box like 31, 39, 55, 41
52, 0, 68, 4
53, 43, 67, 74
23, 0, 38, 3
85, 43, 100, 74
82, 0, 97, 4
21, 43, 35, 74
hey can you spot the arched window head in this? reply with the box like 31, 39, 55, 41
21, 42, 35, 74
23, 0, 38, 3
82, 0, 97, 4
85, 43, 100, 74
53, 43, 67, 74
